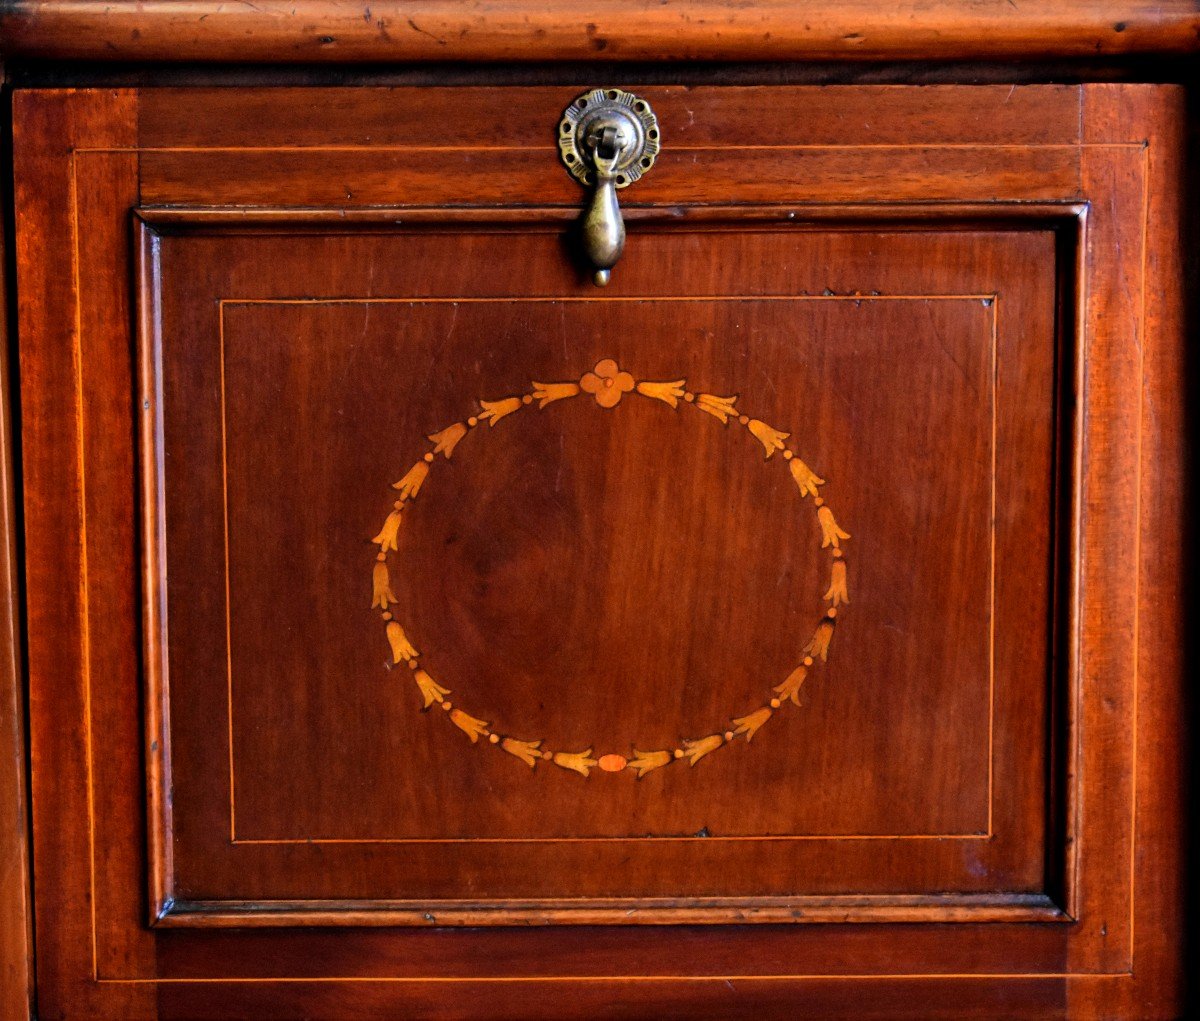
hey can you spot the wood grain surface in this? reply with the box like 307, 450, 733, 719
9, 82, 1188, 1019
1, 1, 1199, 64
0, 67, 35, 1021
141, 225, 1054, 914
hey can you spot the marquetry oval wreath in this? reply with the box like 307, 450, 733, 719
369, 359, 850, 779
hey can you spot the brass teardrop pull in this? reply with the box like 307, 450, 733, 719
558, 89, 660, 286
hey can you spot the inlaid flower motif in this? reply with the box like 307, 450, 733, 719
694, 392, 739, 424
392, 460, 429, 501
789, 457, 825, 498
371, 560, 397, 611
805, 619, 835, 662
773, 663, 808, 705
732, 706, 772, 742
449, 708, 489, 743
748, 419, 789, 459
628, 748, 672, 778
579, 358, 635, 408
531, 381, 581, 408
681, 734, 724, 765
817, 505, 851, 549
413, 668, 450, 709
428, 422, 467, 459
635, 378, 686, 408
478, 397, 523, 427
553, 748, 599, 777
386, 621, 418, 664
825, 559, 849, 606
371, 508, 402, 551
501, 736, 544, 768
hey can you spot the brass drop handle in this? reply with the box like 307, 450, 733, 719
581, 123, 627, 287
559, 89, 660, 286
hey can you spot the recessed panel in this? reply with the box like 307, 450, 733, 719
146, 224, 1058, 915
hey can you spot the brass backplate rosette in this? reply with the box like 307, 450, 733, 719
557, 88, 660, 189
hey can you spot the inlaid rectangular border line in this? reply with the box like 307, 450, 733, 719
124, 204, 1089, 973
211, 292, 997, 845
88, 156, 1136, 982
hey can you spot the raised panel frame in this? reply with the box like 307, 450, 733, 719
136, 205, 1067, 927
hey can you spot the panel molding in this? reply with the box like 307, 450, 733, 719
215, 292, 998, 846
137, 206, 1069, 928
156, 893, 1068, 929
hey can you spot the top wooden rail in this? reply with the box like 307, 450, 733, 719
1, 1, 1199, 63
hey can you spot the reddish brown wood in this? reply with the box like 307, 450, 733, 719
1064, 82, 1188, 1021
10, 81, 1188, 1019
139, 222, 1056, 924
0, 71, 35, 1021
14, 87, 155, 1021
139, 146, 1084, 208
1, 1, 1199, 63
137, 85, 1086, 149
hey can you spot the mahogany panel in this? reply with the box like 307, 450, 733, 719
142, 223, 1058, 920
1, 1, 1198, 64
149, 975, 1077, 1021
138, 146, 1083, 208
134, 85, 1086, 212
10, 83, 1186, 1019
137, 85, 1084, 150
150, 920, 1074, 979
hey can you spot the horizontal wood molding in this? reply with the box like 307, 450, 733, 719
1, 1, 1199, 64
155, 894, 1069, 929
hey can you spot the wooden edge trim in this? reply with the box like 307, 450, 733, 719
135, 216, 175, 927
154, 893, 1070, 929
1, 2, 1198, 64
136, 202, 1086, 936
135, 202, 1090, 230
0, 68, 35, 1021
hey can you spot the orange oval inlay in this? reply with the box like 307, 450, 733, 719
598, 754, 627, 772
